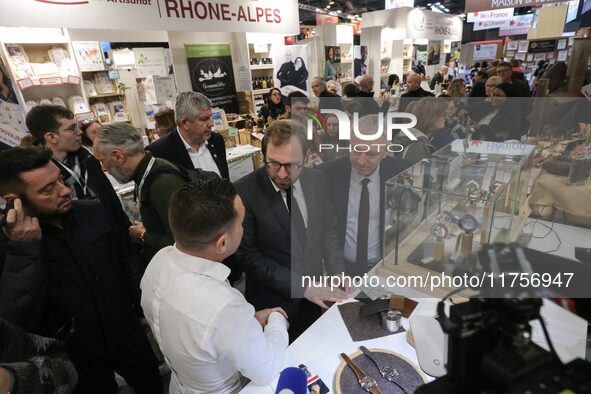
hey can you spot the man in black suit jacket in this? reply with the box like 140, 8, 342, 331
319, 115, 409, 276
235, 120, 348, 341
398, 73, 434, 113
147, 91, 229, 179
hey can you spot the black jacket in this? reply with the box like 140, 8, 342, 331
53, 148, 131, 232
318, 156, 409, 267
146, 129, 229, 180
0, 201, 144, 363
235, 168, 345, 319
398, 88, 435, 112
429, 72, 453, 90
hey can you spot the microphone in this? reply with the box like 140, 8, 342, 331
275, 367, 308, 394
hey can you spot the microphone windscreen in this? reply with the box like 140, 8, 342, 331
275, 367, 308, 394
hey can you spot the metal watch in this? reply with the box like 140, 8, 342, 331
430, 223, 448, 241
435, 210, 458, 227
466, 180, 484, 200
489, 180, 503, 195
360, 346, 400, 382
458, 214, 479, 234
340, 353, 381, 394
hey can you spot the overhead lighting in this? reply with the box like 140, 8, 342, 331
329, 1, 334, 4
427, 2, 432, 5
326, 4, 330, 8
316, 8, 321, 12
336, 10, 342, 13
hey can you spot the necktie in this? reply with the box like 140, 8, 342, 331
356, 178, 370, 272
286, 186, 307, 247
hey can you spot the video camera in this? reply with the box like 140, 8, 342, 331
417, 244, 591, 394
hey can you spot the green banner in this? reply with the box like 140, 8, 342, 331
185, 44, 232, 59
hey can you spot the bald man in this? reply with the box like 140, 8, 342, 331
398, 73, 434, 112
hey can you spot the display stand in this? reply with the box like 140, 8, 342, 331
361, 8, 462, 94
314, 24, 354, 84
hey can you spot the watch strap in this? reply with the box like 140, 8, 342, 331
359, 346, 382, 369
340, 353, 366, 380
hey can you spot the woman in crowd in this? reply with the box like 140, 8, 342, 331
387, 74, 401, 93
447, 78, 467, 98
154, 108, 176, 139
80, 119, 102, 152
260, 88, 286, 124
475, 83, 527, 141
467, 75, 502, 123
393, 97, 448, 164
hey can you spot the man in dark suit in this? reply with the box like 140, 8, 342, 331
147, 91, 229, 179
398, 73, 434, 112
235, 120, 348, 341
319, 115, 409, 276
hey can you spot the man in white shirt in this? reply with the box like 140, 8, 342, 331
141, 178, 289, 393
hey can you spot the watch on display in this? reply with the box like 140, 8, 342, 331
489, 180, 503, 195
360, 346, 400, 382
466, 180, 484, 200
340, 353, 381, 394
430, 223, 449, 241
458, 214, 479, 234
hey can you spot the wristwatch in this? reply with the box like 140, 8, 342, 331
435, 210, 458, 227
430, 223, 449, 241
359, 346, 399, 382
466, 180, 484, 200
489, 180, 503, 195
458, 213, 479, 234
340, 353, 381, 394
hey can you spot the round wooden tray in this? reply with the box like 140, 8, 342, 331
334, 348, 427, 394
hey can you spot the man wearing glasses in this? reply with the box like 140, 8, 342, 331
235, 119, 348, 341
25, 105, 130, 232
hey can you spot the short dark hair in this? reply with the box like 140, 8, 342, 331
0, 146, 53, 195
263, 119, 307, 160
168, 178, 238, 250
343, 83, 360, 98
497, 61, 513, 70
26, 105, 74, 145
287, 91, 309, 106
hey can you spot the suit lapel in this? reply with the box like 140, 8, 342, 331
257, 169, 291, 237
171, 129, 195, 170
338, 162, 352, 241
206, 136, 223, 175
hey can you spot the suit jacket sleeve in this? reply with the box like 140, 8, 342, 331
317, 175, 346, 276
237, 191, 292, 299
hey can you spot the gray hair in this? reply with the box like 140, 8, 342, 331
96, 122, 145, 156
357, 114, 387, 140
311, 77, 326, 88
175, 91, 212, 124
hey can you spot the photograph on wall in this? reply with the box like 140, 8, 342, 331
427, 41, 441, 65
273, 45, 308, 96
134, 47, 168, 78
324, 46, 341, 81
353, 45, 368, 77
557, 38, 568, 50
527, 53, 534, 61
518, 41, 529, 53
72, 41, 105, 72
515, 53, 526, 61
185, 44, 238, 113
506, 50, 516, 58
415, 45, 428, 66
534, 53, 547, 62
558, 50, 568, 62
506, 41, 519, 51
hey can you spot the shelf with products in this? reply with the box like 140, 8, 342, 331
250, 64, 274, 70
81, 70, 130, 124
1, 37, 88, 116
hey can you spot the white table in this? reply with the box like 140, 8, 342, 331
239, 297, 441, 393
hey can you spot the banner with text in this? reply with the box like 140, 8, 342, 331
0, 0, 299, 34
473, 43, 499, 60
466, 0, 562, 13
499, 14, 534, 36
186, 44, 238, 113
467, 7, 514, 23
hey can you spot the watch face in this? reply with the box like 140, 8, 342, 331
359, 376, 377, 391
436, 210, 455, 226
431, 223, 448, 241
489, 181, 503, 194
380, 366, 400, 381
459, 214, 478, 233
466, 181, 483, 200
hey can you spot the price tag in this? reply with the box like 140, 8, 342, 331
108, 70, 120, 80
17, 78, 34, 90
67, 75, 81, 85
39, 77, 63, 86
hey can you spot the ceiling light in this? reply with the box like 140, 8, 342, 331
326, 4, 330, 8
316, 8, 321, 12
336, 10, 342, 13
427, 3, 432, 5
329, 1, 334, 4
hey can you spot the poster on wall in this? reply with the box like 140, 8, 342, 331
529, 40, 556, 53
324, 46, 341, 81
427, 41, 441, 65
518, 41, 529, 53
515, 53, 526, 61
498, 14, 534, 36
72, 41, 104, 72
185, 44, 238, 113
557, 50, 568, 62
0, 61, 26, 149
273, 45, 308, 96
473, 44, 498, 60
134, 48, 168, 78
506, 41, 519, 51
415, 46, 428, 66
353, 46, 368, 78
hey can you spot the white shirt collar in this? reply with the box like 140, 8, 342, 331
178, 129, 209, 153
351, 163, 381, 185
172, 245, 230, 282
269, 177, 302, 193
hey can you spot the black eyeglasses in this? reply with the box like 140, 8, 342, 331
265, 161, 303, 173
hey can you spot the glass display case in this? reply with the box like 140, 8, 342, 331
381, 156, 519, 279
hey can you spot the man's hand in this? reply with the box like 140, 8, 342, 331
128, 221, 146, 241
254, 307, 288, 327
0, 367, 13, 394
2, 198, 41, 242
304, 286, 348, 309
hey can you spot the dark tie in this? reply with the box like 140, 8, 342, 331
356, 178, 370, 272
285, 186, 307, 247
